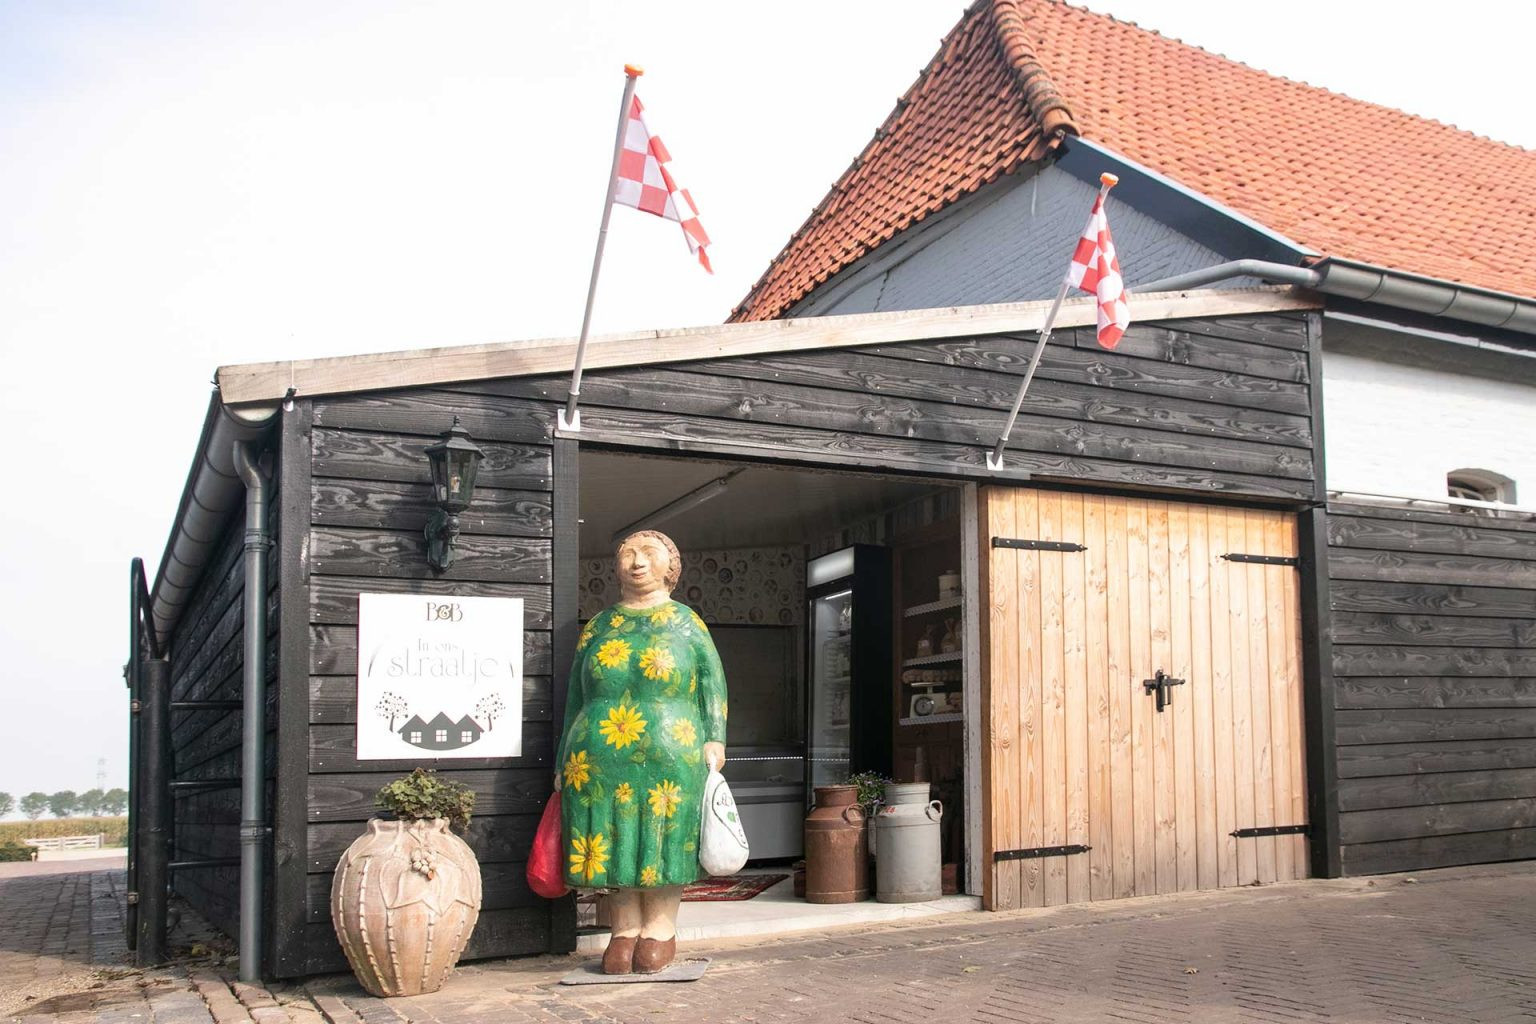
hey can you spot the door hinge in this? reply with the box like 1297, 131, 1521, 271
993, 844, 1091, 862
1221, 553, 1298, 567
1231, 824, 1309, 838
992, 539, 1087, 552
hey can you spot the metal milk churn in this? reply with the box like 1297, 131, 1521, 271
803, 785, 869, 903
874, 782, 942, 903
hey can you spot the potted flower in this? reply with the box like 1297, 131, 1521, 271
847, 771, 891, 857
848, 770, 890, 816
331, 769, 481, 996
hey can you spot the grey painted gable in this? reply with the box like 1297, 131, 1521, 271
786, 165, 1244, 319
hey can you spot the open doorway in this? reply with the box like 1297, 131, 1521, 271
574, 448, 978, 938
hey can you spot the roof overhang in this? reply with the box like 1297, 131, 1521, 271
148, 395, 279, 645
216, 287, 1318, 406
1059, 137, 1312, 269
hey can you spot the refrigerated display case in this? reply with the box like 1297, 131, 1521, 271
727, 747, 806, 859
805, 545, 892, 802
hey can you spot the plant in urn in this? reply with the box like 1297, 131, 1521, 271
331, 769, 481, 996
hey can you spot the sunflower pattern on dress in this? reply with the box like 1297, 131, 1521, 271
557, 600, 727, 888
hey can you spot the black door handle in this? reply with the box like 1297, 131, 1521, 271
1141, 669, 1186, 712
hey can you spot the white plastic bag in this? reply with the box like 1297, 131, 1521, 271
698, 769, 750, 876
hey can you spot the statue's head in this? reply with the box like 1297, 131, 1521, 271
614, 529, 682, 600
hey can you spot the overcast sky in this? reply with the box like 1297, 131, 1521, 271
1, 1, 1531, 811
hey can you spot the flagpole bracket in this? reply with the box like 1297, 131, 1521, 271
557, 407, 582, 433
985, 449, 1007, 472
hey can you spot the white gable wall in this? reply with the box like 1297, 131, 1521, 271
1323, 342, 1536, 507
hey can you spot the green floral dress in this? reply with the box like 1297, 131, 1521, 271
558, 600, 728, 889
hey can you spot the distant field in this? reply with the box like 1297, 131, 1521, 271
0, 817, 128, 847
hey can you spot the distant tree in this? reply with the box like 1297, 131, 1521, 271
77, 789, 105, 817
102, 788, 129, 816
0, 792, 12, 817
376, 692, 410, 731
21, 792, 48, 819
48, 791, 78, 818
475, 694, 506, 730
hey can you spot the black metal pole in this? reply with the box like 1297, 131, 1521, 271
234, 441, 270, 982
125, 657, 139, 950
126, 558, 148, 950
135, 657, 171, 965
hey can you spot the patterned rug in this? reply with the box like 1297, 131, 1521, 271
682, 873, 789, 902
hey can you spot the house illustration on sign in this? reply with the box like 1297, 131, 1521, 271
398, 712, 484, 751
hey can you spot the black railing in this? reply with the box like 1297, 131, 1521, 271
126, 557, 168, 963
127, 558, 250, 967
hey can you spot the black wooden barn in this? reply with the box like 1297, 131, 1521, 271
124, 286, 1536, 979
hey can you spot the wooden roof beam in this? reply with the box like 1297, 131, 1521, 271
216, 288, 1318, 406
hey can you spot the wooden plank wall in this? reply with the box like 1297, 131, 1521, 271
156, 305, 1316, 973
167, 493, 278, 938
1327, 500, 1536, 874
484, 312, 1319, 502
444, 307, 1320, 909
296, 391, 559, 976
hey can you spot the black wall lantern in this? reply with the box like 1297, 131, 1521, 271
423, 417, 485, 571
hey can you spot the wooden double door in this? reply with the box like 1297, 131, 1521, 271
980, 488, 1308, 910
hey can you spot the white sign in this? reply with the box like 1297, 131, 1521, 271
356, 593, 524, 760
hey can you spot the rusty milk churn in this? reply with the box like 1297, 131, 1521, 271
803, 784, 869, 903
874, 782, 942, 903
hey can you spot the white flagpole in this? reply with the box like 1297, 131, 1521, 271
986, 172, 1118, 471
561, 64, 644, 433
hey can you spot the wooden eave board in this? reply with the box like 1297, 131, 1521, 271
216, 289, 1318, 406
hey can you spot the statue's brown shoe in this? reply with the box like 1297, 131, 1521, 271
632, 935, 676, 974
602, 935, 638, 975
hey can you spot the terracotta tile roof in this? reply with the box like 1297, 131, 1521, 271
727, 0, 1079, 323
730, 0, 1536, 321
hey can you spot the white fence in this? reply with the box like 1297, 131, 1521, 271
23, 834, 104, 851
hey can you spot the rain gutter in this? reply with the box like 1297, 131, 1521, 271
1309, 257, 1536, 335
148, 396, 280, 645
1138, 257, 1536, 338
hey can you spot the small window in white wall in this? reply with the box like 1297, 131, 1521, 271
1447, 468, 1516, 504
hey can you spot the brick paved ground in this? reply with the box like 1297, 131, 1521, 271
1, 868, 190, 1024
6, 862, 1536, 1024
1, 867, 273, 1024
302, 862, 1536, 1024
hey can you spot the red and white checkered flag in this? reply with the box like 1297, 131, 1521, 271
1066, 192, 1130, 348
613, 95, 712, 272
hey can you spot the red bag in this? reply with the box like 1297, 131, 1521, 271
526, 791, 570, 899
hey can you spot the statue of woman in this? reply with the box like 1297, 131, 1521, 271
553, 530, 727, 974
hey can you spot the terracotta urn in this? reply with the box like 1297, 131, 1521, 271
331, 818, 482, 996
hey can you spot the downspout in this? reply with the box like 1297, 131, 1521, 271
1137, 259, 1322, 292
233, 441, 270, 982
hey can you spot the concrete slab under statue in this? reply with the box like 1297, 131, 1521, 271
560, 957, 712, 985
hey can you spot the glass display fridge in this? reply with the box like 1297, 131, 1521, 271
805, 545, 892, 802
